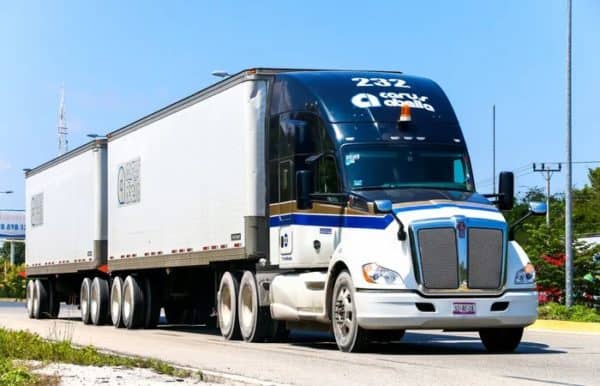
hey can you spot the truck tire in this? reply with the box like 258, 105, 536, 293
32, 279, 49, 319
479, 327, 524, 353
48, 279, 61, 319
143, 276, 161, 329
217, 272, 241, 340
80, 278, 92, 324
238, 271, 267, 342
90, 277, 109, 326
331, 271, 368, 353
110, 277, 124, 328
122, 275, 145, 329
26, 280, 35, 318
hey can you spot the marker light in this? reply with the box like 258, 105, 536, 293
399, 104, 412, 123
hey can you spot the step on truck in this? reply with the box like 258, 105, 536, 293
25, 68, 545, 352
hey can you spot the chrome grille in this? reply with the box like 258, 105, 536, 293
417, 228, 458, 289
468, 228, 503, 289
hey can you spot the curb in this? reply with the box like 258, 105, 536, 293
527, 319, 600, 334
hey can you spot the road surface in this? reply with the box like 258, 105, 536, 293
0, 302, 597, 386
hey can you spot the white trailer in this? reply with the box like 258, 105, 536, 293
25, 69, 544, 352
25, 140, 107, 319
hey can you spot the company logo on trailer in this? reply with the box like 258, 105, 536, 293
117, 158, 141, 206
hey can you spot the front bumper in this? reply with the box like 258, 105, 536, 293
355, 289, 537, 330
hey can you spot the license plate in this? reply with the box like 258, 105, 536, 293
453, 302, 476, 315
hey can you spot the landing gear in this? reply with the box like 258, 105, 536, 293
331, 271, 368, 353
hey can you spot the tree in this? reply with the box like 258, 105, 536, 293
0, 242, 25, 265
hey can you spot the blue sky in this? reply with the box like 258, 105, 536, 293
0, 0, 598, 210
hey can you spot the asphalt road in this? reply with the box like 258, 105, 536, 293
0, 301, 598, 386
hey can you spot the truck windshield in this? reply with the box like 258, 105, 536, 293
341, 144, 474, 192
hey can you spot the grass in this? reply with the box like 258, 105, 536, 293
538, 302, 600, 323
0, 328, 194, 385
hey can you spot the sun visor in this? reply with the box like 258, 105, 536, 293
271, 72, 459, 125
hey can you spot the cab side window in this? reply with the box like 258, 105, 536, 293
315, 156, 340, 194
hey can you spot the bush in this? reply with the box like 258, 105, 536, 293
538, 302, 600, 323
0, 262, 26, 299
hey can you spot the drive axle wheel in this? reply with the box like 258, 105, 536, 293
217, 272, 241, 340
331, 271, 368, 352
238, 271, 266, 342
80, 278, 92, 324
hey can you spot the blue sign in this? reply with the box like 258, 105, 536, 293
0, 210, 25, 239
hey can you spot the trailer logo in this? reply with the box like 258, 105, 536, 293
117, 158, 141, 206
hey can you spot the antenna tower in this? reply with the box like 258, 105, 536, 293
57, 86, 68, 155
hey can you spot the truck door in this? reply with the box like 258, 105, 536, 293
278, 160, 293, 260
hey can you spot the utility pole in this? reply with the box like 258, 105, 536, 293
533, 163, 562, 227
493, 105, 496, 194
565, 0, 573, 308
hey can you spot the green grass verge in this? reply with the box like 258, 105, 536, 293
0, 328, 194, 385
538, 302, 600, 323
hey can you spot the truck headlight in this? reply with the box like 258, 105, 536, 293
514, 263, 536, 284
362, 263, 402, 285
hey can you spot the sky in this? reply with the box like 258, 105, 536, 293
0, 0, 598, 210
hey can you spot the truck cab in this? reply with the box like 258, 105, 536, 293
265, 70, 543, 352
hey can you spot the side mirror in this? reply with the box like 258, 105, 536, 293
498, 171, 514, 211
528, 201, 547, 216
296, 170, 314, 210
374, 199, 393, 213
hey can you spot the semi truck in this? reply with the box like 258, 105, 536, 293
25, 68, 545, 352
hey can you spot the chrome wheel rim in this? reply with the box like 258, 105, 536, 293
26, 281, 34, 316
334, 286, 354, 346
90, 282, 99, 322
80, 282, 89, 320
240, 282, 254, 333
111, 282, 121, 324
219, 283, 233, 332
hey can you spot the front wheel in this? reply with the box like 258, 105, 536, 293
331, 271, 368, 352
479, 327, 524, 353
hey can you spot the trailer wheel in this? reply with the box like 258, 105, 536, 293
122, 275, 145, 329
143, 276, 161, 329
238, 271, 267, 342
331, 271, 368, 353
217, 272, 241, 340
48, 279, 61, 319
80, 278, 92, 324
26, 280, 35, 318
90, 277, 109, 326
479, 327, 524, 353
32, 279, 49, 319
110, 277, 124, 328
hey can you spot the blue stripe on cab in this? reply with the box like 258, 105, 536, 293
269, 203, 498, 229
